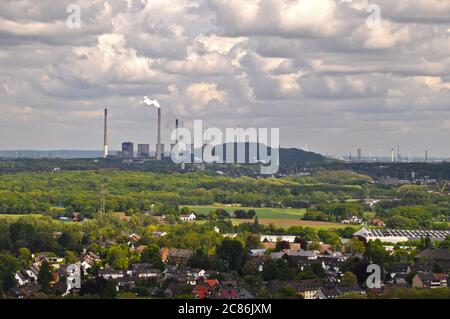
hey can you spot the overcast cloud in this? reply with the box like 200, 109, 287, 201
0, 0, 450, 158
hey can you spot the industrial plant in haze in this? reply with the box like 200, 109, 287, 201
346, 144, 432, 164
102, 98, 170, 161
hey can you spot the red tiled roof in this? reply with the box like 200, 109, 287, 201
193, 285, 210, 299
206, 279, 219, 288
434, 273, 447, 281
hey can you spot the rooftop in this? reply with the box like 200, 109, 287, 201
415, 248, 450, 261
354, 228, 450, 241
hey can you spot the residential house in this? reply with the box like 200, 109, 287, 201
389, 263, 411, 284
26, 263, 40, 281
269, 251, 286, 260
285, 249, 318, 262
319, 244, 333, 255
160, 247, 170, 263
116, 277, 137, 290
131, 263, 162, 279
371, 218, 386, 227
249, 249, 266, 272
180, 213, 197, 221
46, 256, 64, 265
249, 249, 267, 257
390, 263, 411, 276
152, 231, 168, 238
99, 268, 125, 280
81, 251, 100, 271
415, 248, 450, 272
314, 287, 342, 299
72, 213, 81, 222
412, 272, 445, 289
434, 273, 448, 288
193, 285, 211, 299
411, 262, 434, 273
341, 216, 365, 225
164, 266, 204, 285
128, 233, 142, 249
15, 271, 31, 287
260, 235, 297, 243
314, 285, 367, 299
168, 249, 194, 265
296, 279, 323, 299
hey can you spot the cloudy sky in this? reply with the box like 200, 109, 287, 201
1, 0, 450, 158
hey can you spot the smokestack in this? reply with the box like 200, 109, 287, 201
391, 148, 394, 163
157, 108, 161, 160
103, 108, 108, 158
176, 119, 179, 143
142, 97, 162, 160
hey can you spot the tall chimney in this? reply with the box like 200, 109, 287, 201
176, 119, 179, 143
103, 108, 108, 158
156, 108, 161, 160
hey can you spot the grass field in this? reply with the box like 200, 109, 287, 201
0, 214, 43, 220
186, 205, 306, 220
186, 205, 350, 230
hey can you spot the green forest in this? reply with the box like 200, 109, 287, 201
0, 168, 448, 230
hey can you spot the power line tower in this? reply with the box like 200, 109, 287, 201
100, 184, 106, 214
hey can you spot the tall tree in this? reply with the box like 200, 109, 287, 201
216, 239, 244, 271
37, 260, 52, 292
0, 253, 20, 291
340, 271, 358, 287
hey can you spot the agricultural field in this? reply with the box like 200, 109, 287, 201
186, 205, 306, 219
186, 205, 350, 230
0, 214, 43, 220
230, 218, 351, 230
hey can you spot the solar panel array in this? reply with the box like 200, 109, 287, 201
365, 229, 450, 240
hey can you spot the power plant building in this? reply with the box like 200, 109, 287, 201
137, 144, 150, 158
121, 142, 134, 159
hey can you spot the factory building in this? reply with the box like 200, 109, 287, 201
354, 228, 450, 244
137, 144, 150, 158
121, 142, 134, 159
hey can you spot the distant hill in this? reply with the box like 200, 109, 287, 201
190, 142, 333, 164
280, 147, 331, 164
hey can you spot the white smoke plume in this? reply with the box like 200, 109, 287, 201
143, 96, 161, 109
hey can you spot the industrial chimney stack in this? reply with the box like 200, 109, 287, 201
176, 119, 179, 143
103, 108, 108, 158
156, 108, 162, 160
